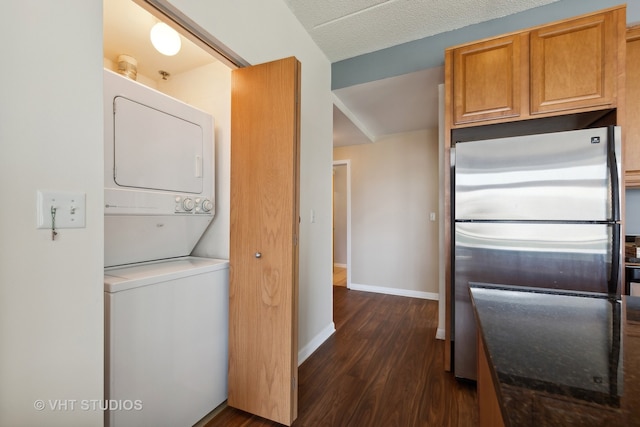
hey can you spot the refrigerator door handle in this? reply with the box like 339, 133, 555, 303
610, 223, 621, 295
608, 126, 621, 222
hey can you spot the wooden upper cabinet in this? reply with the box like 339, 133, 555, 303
447, 6, 624, 128
453, 34, 525, 124
626, 26, 640, 187
530, 12, 615, 115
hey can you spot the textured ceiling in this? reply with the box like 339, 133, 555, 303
284, 0, 560, 62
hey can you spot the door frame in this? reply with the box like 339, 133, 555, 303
332, 159, 351, 289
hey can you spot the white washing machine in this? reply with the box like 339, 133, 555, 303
104, 256, 228, 427
103, 69, 227, 426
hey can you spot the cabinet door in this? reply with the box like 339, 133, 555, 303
530, 11, 615, 115
228, 56, 300, 426
477, 334, 505, 427
453, 34, 525, 125
625, 26, 640, 186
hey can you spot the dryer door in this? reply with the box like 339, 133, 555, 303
113, 96, 203, 194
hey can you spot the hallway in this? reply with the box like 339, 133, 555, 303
206, 287, 477, 426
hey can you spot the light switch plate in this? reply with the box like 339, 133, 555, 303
37, 190, 86, 229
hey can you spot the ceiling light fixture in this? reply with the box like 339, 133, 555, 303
150, 22, 181, 56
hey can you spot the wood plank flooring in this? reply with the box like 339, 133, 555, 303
205, 287, 477, 426
333, 266, 347, 287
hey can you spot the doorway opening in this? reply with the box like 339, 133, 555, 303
332, 160, 351, 289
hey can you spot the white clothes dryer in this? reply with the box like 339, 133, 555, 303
103, 69, 215, 268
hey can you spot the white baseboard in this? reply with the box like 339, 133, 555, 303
298, 322, 336, 365
349, 283, 439, 301
435, 328, 445, 340
333, 263, 347, 268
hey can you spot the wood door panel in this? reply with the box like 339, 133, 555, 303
229, 56, 300, 426
530, 12, 615, 114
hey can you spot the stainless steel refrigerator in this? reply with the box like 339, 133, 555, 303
452, 126, 622, 381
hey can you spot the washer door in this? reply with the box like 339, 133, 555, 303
113, 96, 203, 193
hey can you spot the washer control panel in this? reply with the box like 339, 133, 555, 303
174, 196, 214, 214
104, 188, 214, 216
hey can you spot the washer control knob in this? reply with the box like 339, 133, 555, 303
182, 198, 195, 211
202, 199, 213, 212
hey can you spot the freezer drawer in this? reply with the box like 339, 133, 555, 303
454, 222, 619, 380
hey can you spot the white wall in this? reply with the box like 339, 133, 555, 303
334, 129, 440, 299
0, 1, 104, 426
169, 0, 335, 360
333, 165, 348, 266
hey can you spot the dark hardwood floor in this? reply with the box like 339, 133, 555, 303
205, 287, 477, 426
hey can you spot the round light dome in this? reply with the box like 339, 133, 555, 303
150, 22, 181, 56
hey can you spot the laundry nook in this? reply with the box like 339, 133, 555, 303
102, 69, 228, 427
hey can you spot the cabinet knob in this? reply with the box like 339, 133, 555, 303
255, 252, 262, 259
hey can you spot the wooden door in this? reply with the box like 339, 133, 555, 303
530, 11, 616, 115
228, 56, 301, 426
452, 33, 526, 125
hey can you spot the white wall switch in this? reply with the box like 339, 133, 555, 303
37, 190, 86, 229
429, 212, 436, 221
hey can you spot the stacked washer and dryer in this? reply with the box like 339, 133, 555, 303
103, 69, 228, 427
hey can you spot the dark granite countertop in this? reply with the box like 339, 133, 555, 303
470, 283, 640, 427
